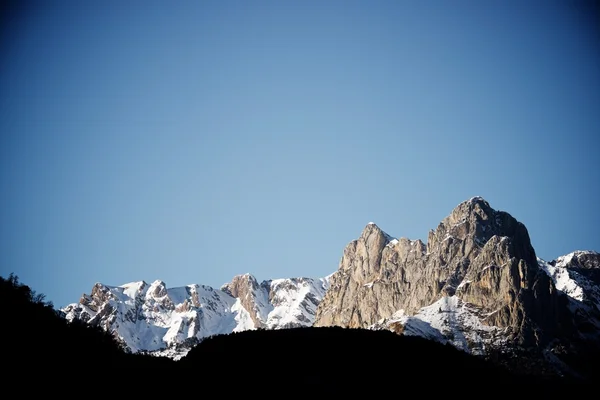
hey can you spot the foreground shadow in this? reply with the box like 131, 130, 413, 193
1, 274, 594, 395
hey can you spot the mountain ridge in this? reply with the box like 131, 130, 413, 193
62, 272, 330, 358
62, 197, 600, 378
314, 197, 599, 378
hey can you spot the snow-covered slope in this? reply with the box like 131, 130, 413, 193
264, 276, 330, 329
370, 296, 508, 355
370, 251, 600, 360
538, 251, 600, 303
61, 197, 599, 368
369, 248, 600, 356
538, 251, 600, 336
62, 274, 330, 359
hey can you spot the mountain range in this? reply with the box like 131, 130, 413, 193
62, 274, 330, 359
62, 196, 600, 378
5, 272, 571, 394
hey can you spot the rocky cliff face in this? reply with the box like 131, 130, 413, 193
314, 197, 568, 349
62, 274, 330, 358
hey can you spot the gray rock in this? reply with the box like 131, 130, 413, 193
314, 197, 567, 348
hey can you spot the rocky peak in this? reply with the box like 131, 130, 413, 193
554, 251, 600, 286
571, 251, 600, 269
220, 273, 259, 298
361, 222, 393, 241
338, 222, 394, 283
221, 273, 264, 327
90, 282, 112, 300
427, 197, 536, 264
147, 280, 168, 298
315, 197, 565, 348
81, 283, 114, 312
555, 250, 600, 269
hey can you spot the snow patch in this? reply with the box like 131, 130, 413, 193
119, 281, 146, 299
387, 239, 399, 247
264, 277, 329, 329
371, 296, 503, 355
480, 265, 494, 274
538, 257, 585, 301
554, 250, 598, 268
468, 196, 485, 203
456, 279, 471, 291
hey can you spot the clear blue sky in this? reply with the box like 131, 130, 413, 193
1, 0, 599, 308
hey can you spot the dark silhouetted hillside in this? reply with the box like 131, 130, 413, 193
0, 274, 175, 376
0, 274, 592, 395
179, 327, 560, 394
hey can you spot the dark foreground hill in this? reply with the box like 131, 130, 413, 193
0, 274, 592, 395
0, 274, 174, 370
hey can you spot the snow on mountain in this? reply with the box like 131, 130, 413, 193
62, 274, 330, 359
538, 251, 600, 334
538, 251, 600, 310
538, 256, 585, 301
60, 196, 599, 368
369, 250, 600, 357
265, 276, 330, 329
370, 296, 507, 355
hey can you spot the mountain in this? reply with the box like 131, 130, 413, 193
314, 197, 600, 378
61, 274, 330, 359
62, 196, 599, 379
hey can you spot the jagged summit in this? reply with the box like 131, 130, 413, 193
362, 221, 383, 233
221, 273, 258, 289
466, 195, 489, 204
555, 250, 600, 266
364, 198, 531, 258
63, 273, 330, 358
426, 197, 536, 263
445, 196, 496, 225
315, 196, 560, 349
360, 221, 395, 243
449, 196, 493, 220
551, 250, 600, 287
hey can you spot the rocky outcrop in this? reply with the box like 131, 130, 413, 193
221, 274, 268, 328
314, 197, 568, 348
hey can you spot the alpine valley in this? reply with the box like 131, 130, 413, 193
61, 197, 600, 379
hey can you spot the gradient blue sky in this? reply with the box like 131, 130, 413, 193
1, 0, 599, 308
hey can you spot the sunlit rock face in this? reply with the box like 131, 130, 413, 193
315, 197, 571, 351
